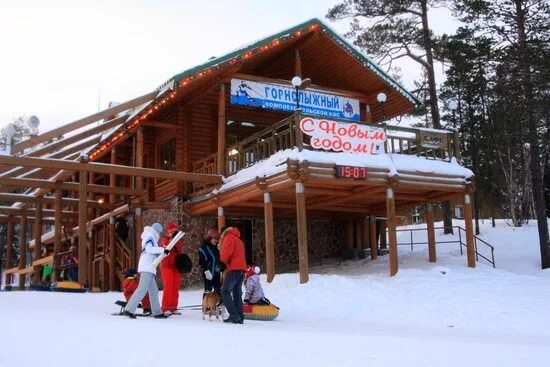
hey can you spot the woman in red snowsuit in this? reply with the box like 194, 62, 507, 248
160, 222, 184, 314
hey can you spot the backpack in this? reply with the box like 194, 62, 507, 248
175, 254, 193, 274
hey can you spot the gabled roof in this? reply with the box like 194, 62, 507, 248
89, 18, 420, 160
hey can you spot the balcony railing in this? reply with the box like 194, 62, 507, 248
192, 112, 460, 190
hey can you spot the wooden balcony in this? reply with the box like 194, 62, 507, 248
191, 112, 461, 193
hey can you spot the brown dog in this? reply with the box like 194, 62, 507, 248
202, 290, 222, 321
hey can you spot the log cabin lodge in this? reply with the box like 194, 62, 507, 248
0, 18, 478, 291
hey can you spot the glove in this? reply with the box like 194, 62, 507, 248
163, 248, 170, 255
204, 270, 213, 280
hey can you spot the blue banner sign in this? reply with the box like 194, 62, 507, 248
230, 78, 361, 121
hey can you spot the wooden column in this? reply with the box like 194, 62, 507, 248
369, 215, 377, 260
365, 105, 372, 123
464, 191, 476, 268
264, 192, 275, 283
5, 218, 13, 286
33, 200, 43, 283
295, 182, 308, 284
135, 128, 144, 259
361, 217, 369, 250
294, 50, 302, 77
217, 83, 226, 176
426, 203, 436, 262
109, 147, 117, 291
217, 207, 225, 232
355, 219, 362, 249
386, 187, 398, 276
18, 215, 27, 290
78, 169, 88, 283
345, 220, 354, 250
53, 187, 62, 281
294, 110, 303, 150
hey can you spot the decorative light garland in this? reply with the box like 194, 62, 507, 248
89, 23, 319, 161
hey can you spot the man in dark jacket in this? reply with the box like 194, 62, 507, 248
198, 229, 223, 296
219, 226, 247, 324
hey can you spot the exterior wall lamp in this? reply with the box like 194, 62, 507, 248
291, 76, 312, 110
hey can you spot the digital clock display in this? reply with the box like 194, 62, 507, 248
335, 165, 367, 179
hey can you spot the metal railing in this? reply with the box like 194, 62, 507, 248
394, 225, 495, 267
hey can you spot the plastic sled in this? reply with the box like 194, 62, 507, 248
243, 303, 279, 321
50, 281, 88, 293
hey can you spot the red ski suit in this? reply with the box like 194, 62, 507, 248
123, 277, 151, 309
160, 236, 184, 313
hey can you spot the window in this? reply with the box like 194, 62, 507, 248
159, 138, 176, 171
412, 207, 422, 224
454, 205, 464, 219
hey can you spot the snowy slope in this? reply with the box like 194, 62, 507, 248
1, 220, 549, 367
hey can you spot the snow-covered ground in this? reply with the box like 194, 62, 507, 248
1, 220, 549, 367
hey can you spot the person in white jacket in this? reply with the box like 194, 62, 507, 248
124, 223, 170, 319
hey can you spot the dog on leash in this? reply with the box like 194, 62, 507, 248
202, 290, 222, 321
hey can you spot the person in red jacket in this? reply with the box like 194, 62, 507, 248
219, 226, 247, 324
122, 268, 151, 315
160, 222, 184, 314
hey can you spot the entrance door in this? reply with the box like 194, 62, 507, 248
226, 219, 253, 265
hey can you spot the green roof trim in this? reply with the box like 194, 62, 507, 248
159, 18, 421, 107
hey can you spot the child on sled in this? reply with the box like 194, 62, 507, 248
243, 266, 270, 305
123, 268, 152, 315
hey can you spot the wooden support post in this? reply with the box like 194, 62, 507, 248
217, 207, 225, 232
109, 147, 117, 291
135, 128, 144, 261
369, 215, 377, 260
217, 83, 226, 176
345, 220, 354, 249
426, 203, 436, 262
464, 191, 476, 268
365, 105, 372, 123
18, 215, 27, 290
5, 217, 13, 286
53, 187, 62, 281
78, 169, 88, 283
361, 217, 369, 250
386, 187, 398, 276
264, 192, 275, 283
33, 200, 43, 283
355, 219, 362, 249
295, 182, 308, 284
294, 110, 303, 151
294, 50, 302, 77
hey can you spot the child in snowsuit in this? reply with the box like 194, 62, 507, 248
122, 268, 151, 315
244, 266, 270, 305
124, 223, 170, 319
160, 222, 184, 314
198, 229, 224, 297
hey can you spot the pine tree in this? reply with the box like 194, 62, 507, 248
327, 0, 455, 233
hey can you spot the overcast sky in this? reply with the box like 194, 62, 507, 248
0, 0, 458, 133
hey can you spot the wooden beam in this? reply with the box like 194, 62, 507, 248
264, 192, 275, 283
49, 136, 101, 159
78, 169, 88, 283
33, 200, 43, 283
294, 49, 302, 77
0, 206, 78, 218
386, 187, 398, 276
0, 155, 222, 183
464, 191, 476, 268
217, 83, 226, 175
369, 215, 377, 260
135, 128, 144, 260
0, 215, 56, 224
217, 207, 225, 232
141, 120, 184, 129
18, 215, 27, 290
0, 177, 141, 196
24, 116, 125, 158
295, 182, 308, 284
5, 218, 14, 286
109, 146, 117, 291
53, 186, 62, 281
12, 91, 156, 154
426, 203, 436, 263
0, 193, 114, 209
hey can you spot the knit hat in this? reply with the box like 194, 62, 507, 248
206, 228, 220, 239
125, 268, 137, 278
167, 222, 179, 233
246, 266, 260, 277
152, 223, 163, 234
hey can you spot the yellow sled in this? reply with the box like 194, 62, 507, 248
243, 303, 279, 321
